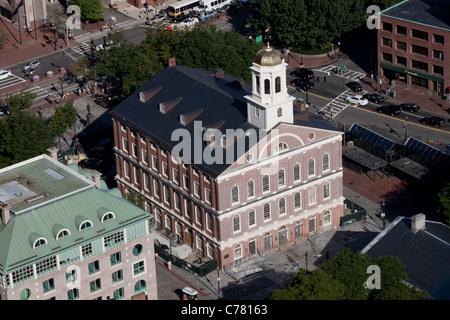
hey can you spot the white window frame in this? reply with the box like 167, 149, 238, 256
323, 181, 330, 199
233, 214, 241, 233
308, 158, 315, 177
323, 153, 330, 171
278, 169, 285, 188
279, 197, 286, 215
294, 192, 302, 210
262, 175, 270, 193
247, 179, 255, 199
308, 187, 316, 205
231, 185, 239, 204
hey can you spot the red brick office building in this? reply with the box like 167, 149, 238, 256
378, 0, 450, 96
110, 47, 344, 269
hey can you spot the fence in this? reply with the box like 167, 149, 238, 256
154, 243, 217, 277
340, 198, 367, 226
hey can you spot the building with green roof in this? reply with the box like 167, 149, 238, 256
0, 152, 156, 300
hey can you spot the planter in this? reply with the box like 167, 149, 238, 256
60, 67, 66, 74
32, 75, 40, 82
47, 71, 54, 77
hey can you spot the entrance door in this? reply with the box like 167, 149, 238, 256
184, 231, 192, 247
264, 233, 272, 250
295, 222, 302, 239
249, 240, 256, 255
279, 227, 288, 245
309, 218, 316, 234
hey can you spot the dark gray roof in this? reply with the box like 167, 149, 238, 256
363, 216, 450, 299
110, 65, 265, 177
382, 0, 450, 30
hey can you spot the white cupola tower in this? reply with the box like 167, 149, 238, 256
245, 44, 296, 131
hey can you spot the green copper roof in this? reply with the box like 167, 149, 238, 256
0, 155, 153, 274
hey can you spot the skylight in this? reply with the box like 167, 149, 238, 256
44, 168, 65, 180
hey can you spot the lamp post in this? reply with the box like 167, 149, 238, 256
300, 44, 304, 67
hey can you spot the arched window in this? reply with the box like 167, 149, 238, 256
102, 212, 115, 223
231, 185, 239, 204
275, 142, 288, 153
293, 163, 301, 182
56, 229, 70, 240
277, 107, 282, 117
247, 180, 255, 198
323, 182, 330, 199
278, 169, 285, 187
134, 280, 147, 294
262, 175, 270, 192
308, 159, 315, 176
323, 153, 330, 171
234, 244, 242, 263
275, 76, 281, 93
33, 238, 47, 249
264, 79, 270, 94
248, 209, 256, 227
233, 215, 241, 233
79, 220, 93, 231
263, 203, 271, 220
294, 192, 301, 209
279, 198, 286, 215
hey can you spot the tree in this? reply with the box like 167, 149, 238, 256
48, 100, 78, 150
70, 0, 105, 21
269, 269, 345, 300
125, 190, 145, 209
269, 248, 428, 300
0, 111, 55, 168
437, 183, 450, 226
2, 91, 37, 111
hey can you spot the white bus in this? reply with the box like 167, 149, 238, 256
167, 0, 201, 17
199, 0, 233, 11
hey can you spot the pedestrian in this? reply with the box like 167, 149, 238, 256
327, 70, 330, 77
343, 65, 346, 72
66, 92, 70, 99
56, 97, 60, 104
323, 75, 326, 82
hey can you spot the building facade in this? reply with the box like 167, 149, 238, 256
378, 0, 450, 96
0, 152, 157, 300
111, 47, 344, 269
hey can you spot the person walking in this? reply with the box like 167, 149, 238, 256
323, 75, 326, 82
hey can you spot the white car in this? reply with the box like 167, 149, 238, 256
345, 94, 368, 106
94, 44, 104, 51
0, 70, 12, 80
168, 17, 199, 29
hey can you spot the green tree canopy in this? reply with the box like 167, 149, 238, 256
48, 100, 78, 150
2, 91, 37, 111
438, 183, 450, 226
70, 0, 105, 21
269, 248, 428, 300
0, 111, 54, 168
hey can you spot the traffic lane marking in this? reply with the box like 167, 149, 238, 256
346, 104, 450, 134
287, 85, 336, 101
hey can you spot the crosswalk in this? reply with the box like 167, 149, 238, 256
314, 65, 366, 82
22, 82, 82, 103
318, 88, 367, 119
70, 42, 100, 60
0, 74, 26, 91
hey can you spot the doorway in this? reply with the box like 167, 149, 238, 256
279, 226, 288, 245
249, 239, 257, 255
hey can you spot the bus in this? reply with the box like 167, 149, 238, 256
167, 0, 201, 17
199, 0, 233, 11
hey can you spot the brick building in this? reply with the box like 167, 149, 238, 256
378, 0, 450, 96
0, 152, 157, 300
110, 47, 344, 269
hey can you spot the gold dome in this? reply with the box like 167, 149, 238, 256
253, 45, 282, 66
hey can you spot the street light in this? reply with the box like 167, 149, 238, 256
300, 44, 304, 67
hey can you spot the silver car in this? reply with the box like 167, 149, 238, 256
22, 60, 40, 72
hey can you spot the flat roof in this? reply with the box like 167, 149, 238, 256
381, 0, 450, 31
0, 155, 93, 213
342, 146, 388, 169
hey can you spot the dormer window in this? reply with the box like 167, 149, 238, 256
56, 229, 70, 240
102, 212, 115, 223
79, 220, 93, 231
33, 238, 47, 249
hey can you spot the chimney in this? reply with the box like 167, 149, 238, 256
168, 57, 176, 67
47, 147, 59, 160
0, 202, 11, 225
91, 171, 102, 190
411, 213, 426, 233
214, 68, 224, 79
294, 110, 309, 122
139, 86, 162, 103
237, 79, 246, 90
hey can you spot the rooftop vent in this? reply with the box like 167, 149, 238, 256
139, 86, 162, 103
180, 108, 203, 126
202, 120, 225, 131
159, 97, 183, 114
213, 68, 224, 79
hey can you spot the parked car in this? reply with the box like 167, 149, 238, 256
0, 69, 12, 80
217, 4, 230, 13
94, 44, 104, 51
291, 68, 314, 80
363, 93, 385, 103
291, 78, 314, 90
419, 117, 445, 127
347, 81, 363, 92
400, 102, 421, 112
22, 60, 40, 72
376, 104, 401, 116
345, 94, 369, 106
